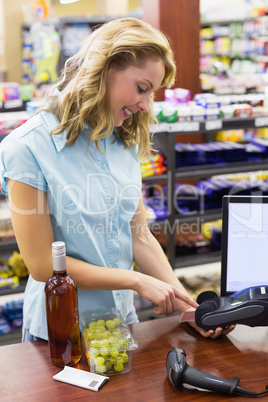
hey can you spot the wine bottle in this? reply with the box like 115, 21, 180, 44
45, 241, 81, 367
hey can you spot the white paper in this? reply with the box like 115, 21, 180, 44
53, 366, 109, 392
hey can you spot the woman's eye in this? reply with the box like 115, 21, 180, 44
137, 85, 147, 94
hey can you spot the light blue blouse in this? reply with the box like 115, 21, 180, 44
0, 110, 141, 339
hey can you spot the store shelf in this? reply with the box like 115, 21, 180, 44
153, 117, 268, 135
0, 328, 22, 346
0, 239, 19, 260
175, 160, 268, 180
174, 209, 222, 224
142, 173, 168, 183
148, 115, 268, 268
174, 250, 222, 269
0, 278, 28, 297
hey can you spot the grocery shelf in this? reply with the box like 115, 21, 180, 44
201, 18, 257, 26
0, 327, 22, 346
148, 115, 268, 269
0, 239, 19, 260
153, 116, 268, 135
142, 173, 168, 183
0, 278, 27, 297
174, 250, 222, 269
175, 160, 268, 180
174, 209, 222, 224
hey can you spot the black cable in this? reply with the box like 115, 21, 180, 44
235, 384, 268, 397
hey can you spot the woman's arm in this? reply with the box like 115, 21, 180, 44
131, 195, 235, 338
6, 180, 196, 313
131, 195, 196, 311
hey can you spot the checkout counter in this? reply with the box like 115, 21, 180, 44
2, 314, 268, 401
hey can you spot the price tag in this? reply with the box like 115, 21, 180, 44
168, 121, 200, 132
4, 99, 23, 109
168, 122, 185, 132
150, 123, 168, 133
205, 120, 222, 131
255, 117, 268, 127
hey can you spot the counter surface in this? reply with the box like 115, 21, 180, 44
2, 315, 268, 401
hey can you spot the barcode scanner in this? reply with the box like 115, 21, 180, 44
166, 347, 268, 397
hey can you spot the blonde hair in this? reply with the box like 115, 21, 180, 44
44, 17, 176, 157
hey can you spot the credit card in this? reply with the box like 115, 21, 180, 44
179, 311, 195, 323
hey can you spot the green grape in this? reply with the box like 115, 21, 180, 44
105, 360, 113, 371
100, 346, 109, 356
97, 319, 105, 326
95, 356, 105, 366
108, 356, 117, 365
119, 338, 129, 348
95, 326, 106, 334
114, 362, 124, 372
91, 339, 101, 347
112, 329, 122, 338
121, 352, 129, 363
88, 321, 97, 330
103, 336, 110, 345
113, 317, 121, 325
94, 332, 103, 340
108, 336, 117, 344
106, 319, 116, 330
95, 364, 107, 373
116, 356, 124, 365
110, 350, 119, 357
102, 330, 111, 339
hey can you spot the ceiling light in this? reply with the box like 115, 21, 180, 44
60, 0, 80, 4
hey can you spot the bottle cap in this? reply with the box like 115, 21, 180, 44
52, 241, 66, 256
52, 241, 66, 271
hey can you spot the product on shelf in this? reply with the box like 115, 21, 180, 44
0, 82, 35, 112
165, 88, 191, 104
0, 253, 27, 292
140, 152, 166, 178
30, 21, 60, 86
200, 15, 268, 93
202, 219, 222, 250
0, 111, 29, 136
154, 87, 268, 125
177, 271, 221, 298
0, 299, 23, 334
152, 227, 214, 258
8, 251, 29, 279
175, 138, 268, 168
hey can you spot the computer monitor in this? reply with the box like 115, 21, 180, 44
221, 195, 268, 296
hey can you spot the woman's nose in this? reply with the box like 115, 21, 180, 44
138, 97, 150, 113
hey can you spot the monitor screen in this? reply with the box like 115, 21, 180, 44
221, 196, 268, 296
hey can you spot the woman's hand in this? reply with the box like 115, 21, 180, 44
188, 320, 236, 339
182, 307, 236, 339
135, 272, 198, 316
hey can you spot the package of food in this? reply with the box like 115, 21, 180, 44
80, 308, 138, 376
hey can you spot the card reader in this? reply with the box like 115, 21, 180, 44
195, 286, 268, 331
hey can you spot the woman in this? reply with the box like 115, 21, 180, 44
0, 18, 234, 341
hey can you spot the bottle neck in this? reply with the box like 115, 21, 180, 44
52, 269, 67, 277
52, 253, 66, 272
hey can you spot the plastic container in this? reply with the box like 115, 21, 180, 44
81, 308, 138, 376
